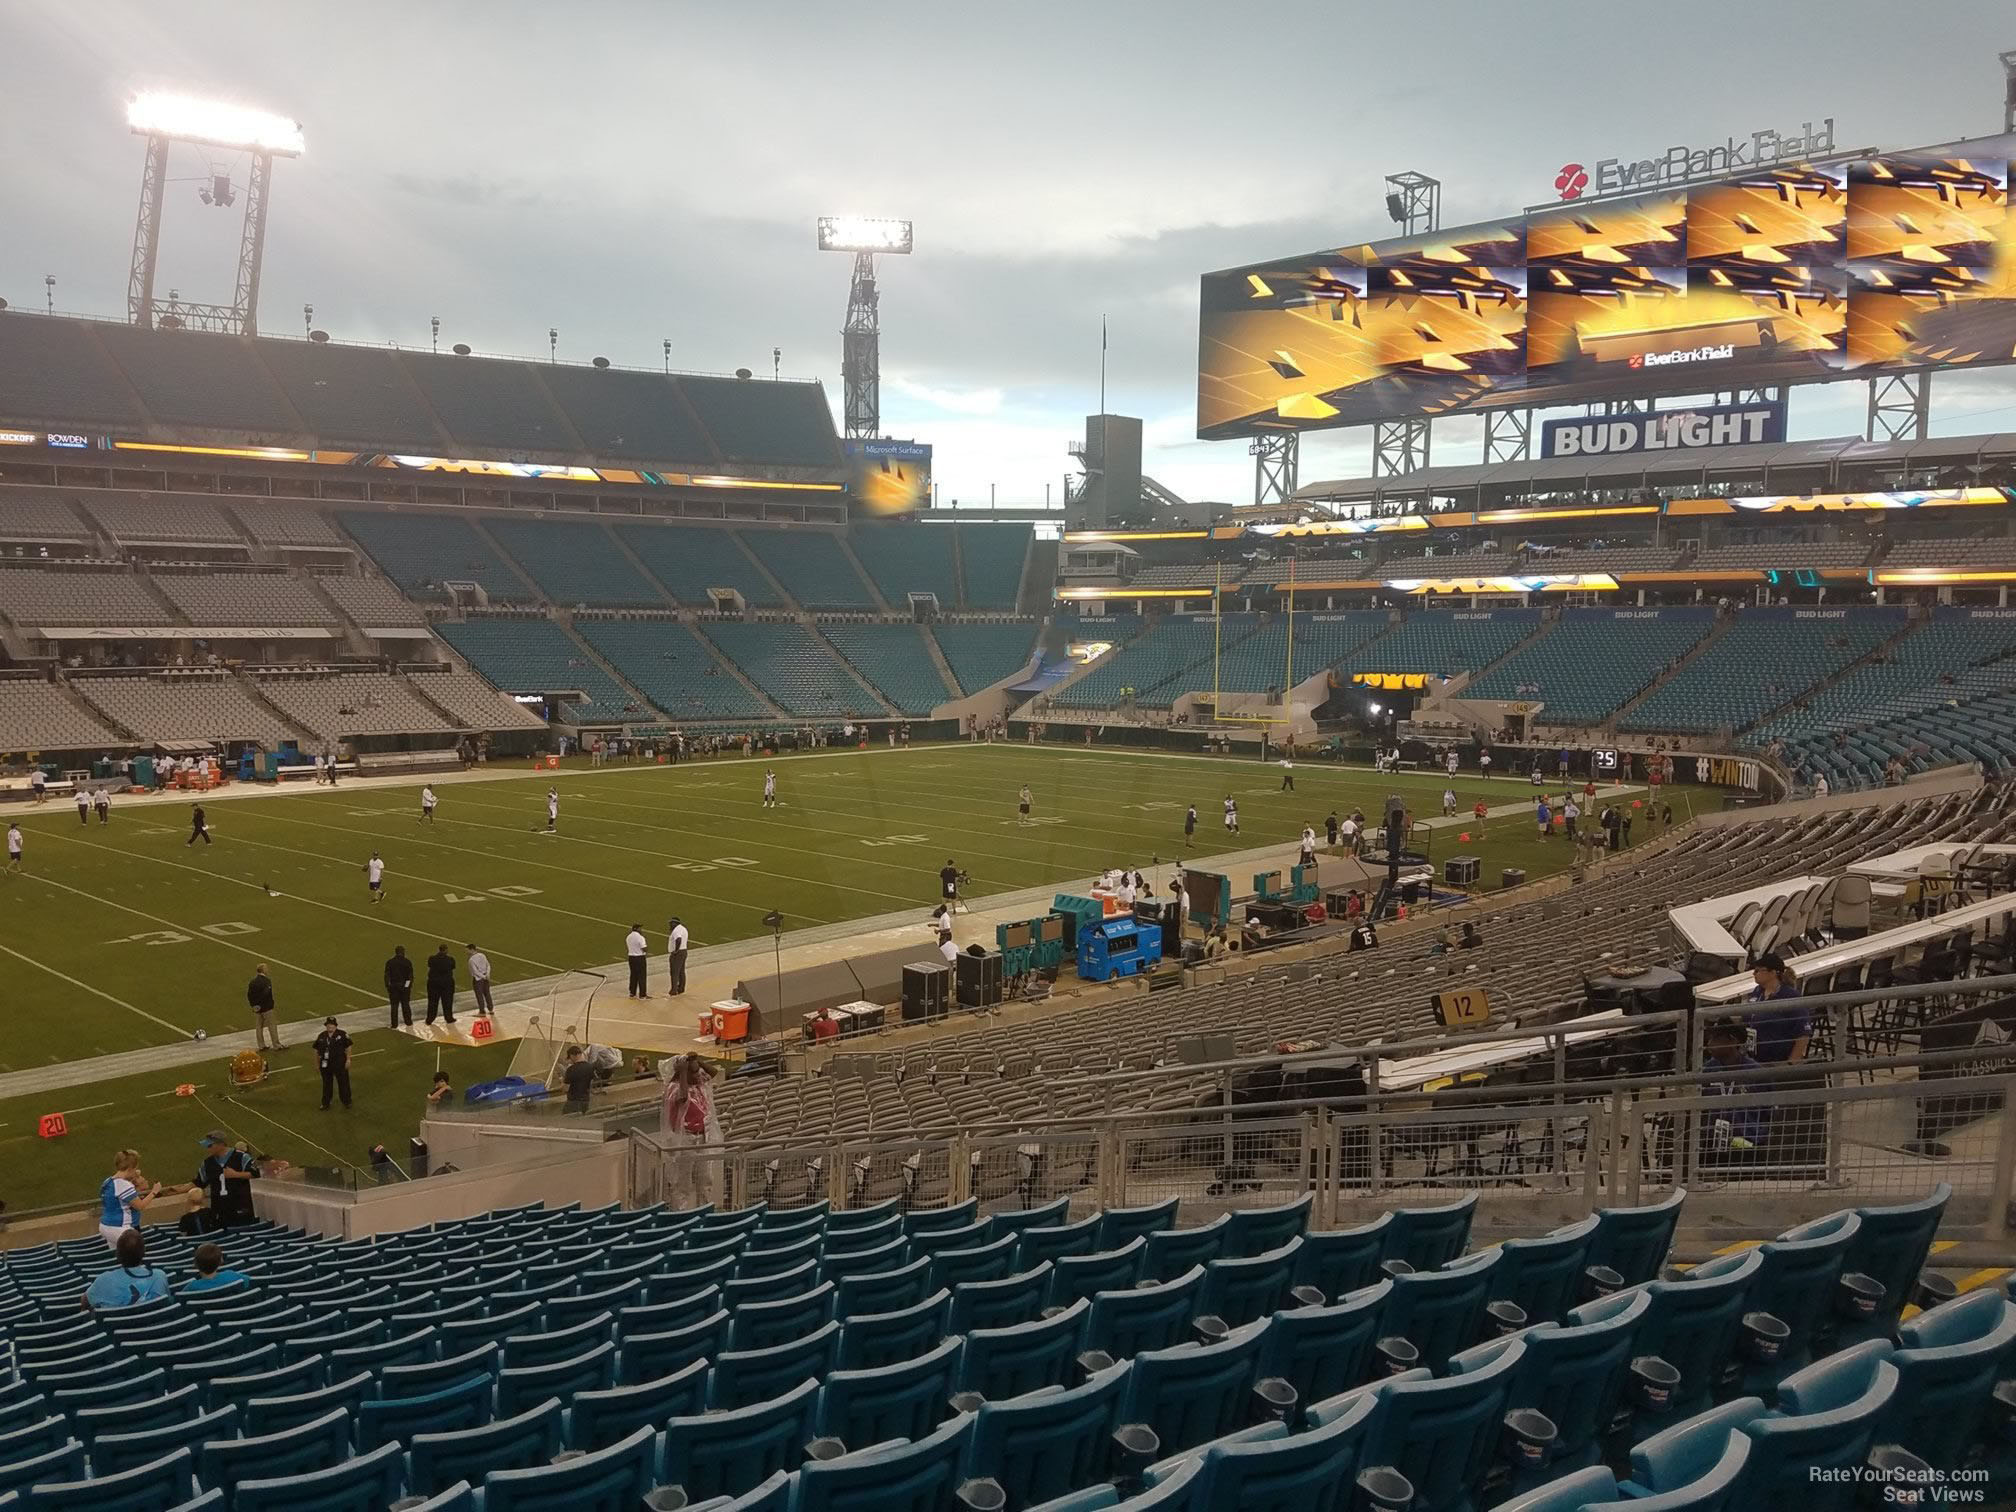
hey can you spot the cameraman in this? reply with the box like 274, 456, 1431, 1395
938, 858, 963, 914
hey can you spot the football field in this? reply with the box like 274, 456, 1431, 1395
0, 743, 1688, 1075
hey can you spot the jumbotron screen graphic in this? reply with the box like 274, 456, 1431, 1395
1198, 137, 2016, 438
844, 439, 933, 516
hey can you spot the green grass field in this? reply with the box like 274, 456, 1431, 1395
0, 1031, 518, 1220
0, 743, 1688, 1071
0, 742, 1694, 1219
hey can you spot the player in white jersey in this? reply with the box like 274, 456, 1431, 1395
420, 785, 438, 823
1017, 785, 1032, 825
762, 769, 777, 807
1222, 795, 1239, 835
366, 852, 386, 904
546, 789, 559, 833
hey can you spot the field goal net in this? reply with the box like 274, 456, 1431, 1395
506, 969, 608, 1088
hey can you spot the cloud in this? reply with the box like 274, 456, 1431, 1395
884, 375, 1005, 417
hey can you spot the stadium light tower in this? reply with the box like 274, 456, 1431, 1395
1372, 170, 1443, 478
818, 216, 912, 438
125, 92, 302, 336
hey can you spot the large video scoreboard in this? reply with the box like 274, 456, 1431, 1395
1198, 133, 2016, 439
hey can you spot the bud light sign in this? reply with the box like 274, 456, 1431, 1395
1541, 400, 1786, 460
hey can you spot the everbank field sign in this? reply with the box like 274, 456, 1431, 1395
1553, 119, 1837, 200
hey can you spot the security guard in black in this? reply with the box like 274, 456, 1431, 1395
314, 1018, 353, 1109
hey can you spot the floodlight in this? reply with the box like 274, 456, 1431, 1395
817, 216, 913, 254
127, 92, 304, 156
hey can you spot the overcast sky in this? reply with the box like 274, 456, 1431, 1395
4, 0, 2016, 505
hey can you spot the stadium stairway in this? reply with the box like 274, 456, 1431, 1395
921, 624, 963, 697
464, 516, 550, 605
836, 536, 897, 616
556, 614, 689, 724
1605, 612, 1739, 732
735, 537, 802, 614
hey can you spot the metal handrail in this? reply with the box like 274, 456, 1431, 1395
697, 1040, 2016, 1154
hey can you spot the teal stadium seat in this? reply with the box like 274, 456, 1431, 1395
964, 1362, 1130, 1511
1379, 1247, 1500, 1373
1881, 1288, 2016, 1467
1197, 1240, 1303, 1327
658, 1379, 822, 1502
1146, 1386, 1378, 1512
1085, 1267, 1206, 1360
1117, 1317, 1270, 1454
15, 1446, 201, 1510
1049, 1239, 1149, 1309
1319, 1337, 1529, 1512
957, 1299, 1091, 1400
565, 1355, 710, 1450
948, 1266, 1053, 1334
406, 1397, 566, 1497
481, 1420, 657, 1512
1255, 1279, 1392, 1404
1584, 1189, 1686, 1287
1382, 1194, 1478, 1271
837, 1289, 952, 1371
230, 1440, 406, 1512
1592, 1248, 1761, 1418
798, 1412, 978, 1512
1024, 1457, 1204, 1512
708, 1320, 842, 1410
1448, 1288, 1651, 1473
816, 1335, 965, 1450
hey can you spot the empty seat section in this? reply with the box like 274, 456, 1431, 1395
958, 524, 1031, 609
703, 622, 883, 718
338, 513, 533, 603
400, 352, 576, 453
0, 493, 93, 547
615, 525, 779, 607
93, 326, 297, 434
678, 376, 840, 466
252, 672, 456, 739
315, 574, 428, 627
1753, 608, 2016, 783
854, 524, 958, 605
406, 669, 551, 731
740, 532, 876, 610
81, 494, 244, 549
152, 573, 338, 628
1692, 541, 1871, 570
256, 341, 439, 446
1467, 608, 1716, 724
1338, 608, 1540, 677
1201, 611, 1391, 695
72, 672, 297, 746
820, 624, 951, 715
1051, 615, 1259, 710
435, 619, 648, 723
932, 622, 1039, 695
485, 520, 664, 608
539, 366, 715, 463
573, 621, 769, 721
0, 677, 124, 749
0, 314, 145, 424
224, 502, 348, 549
0, 569, 174, 629
1621, 608, 1906, 735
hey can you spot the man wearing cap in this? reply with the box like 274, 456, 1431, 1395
667, 917, 690, 997
313, 1016, 354, 1110
195, 1132, 258, 1228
